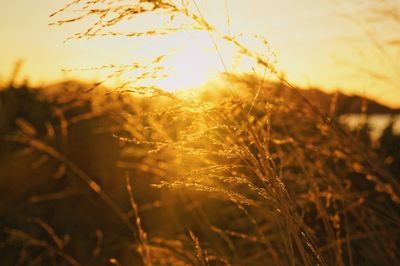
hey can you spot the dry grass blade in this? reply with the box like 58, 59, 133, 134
125, 172, 152, 265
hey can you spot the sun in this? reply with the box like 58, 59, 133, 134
151, 31, 222, 92
105, 29, 229, 92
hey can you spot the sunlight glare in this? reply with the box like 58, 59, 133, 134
154, 31, 220, 92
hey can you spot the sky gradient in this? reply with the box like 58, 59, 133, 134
1, 0, 400, 106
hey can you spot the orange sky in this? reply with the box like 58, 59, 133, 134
1, 0, 400, 107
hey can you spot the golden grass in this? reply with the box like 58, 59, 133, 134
0, 0, 399, 265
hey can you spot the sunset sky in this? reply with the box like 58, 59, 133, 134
1, 0, 400, 106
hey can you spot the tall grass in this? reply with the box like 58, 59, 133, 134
1, 0, 399, 265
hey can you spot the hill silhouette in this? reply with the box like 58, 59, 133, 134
222, 73, 400, 115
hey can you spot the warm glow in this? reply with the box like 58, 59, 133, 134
144, 32, 221, 92
2, 1, 400, 265
143, 32, 265, 92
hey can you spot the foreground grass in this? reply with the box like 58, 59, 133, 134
0, 79, 399, 265
1, 0, 399, 264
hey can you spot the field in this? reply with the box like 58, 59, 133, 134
1, 0, 400, 265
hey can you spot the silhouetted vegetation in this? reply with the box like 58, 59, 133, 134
1, 77, 399, 265
1, 0, 400, 265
